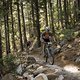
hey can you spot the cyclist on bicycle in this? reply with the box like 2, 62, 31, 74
40, 26, 53, 56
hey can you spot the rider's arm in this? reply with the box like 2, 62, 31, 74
40, 33, 44, 42
49, 32, 54, 42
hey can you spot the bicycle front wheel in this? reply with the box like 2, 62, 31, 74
47, 48, 54, 65
44, 48, 48, 63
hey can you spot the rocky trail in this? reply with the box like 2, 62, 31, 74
1, 38, 80, 80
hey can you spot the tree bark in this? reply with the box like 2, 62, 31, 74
44, 0, 48, 26
77, 0, 80, 20
3, 0, 9, 54
0, 29, 2, 58
17, 0, 24, 51
21, 1, 27, 49
31, 0, 36, 34
73, 0, 77, 26
59, 0, 64, 29
34, 0, 41, 47
64, 0, 68, 28
49, 0, 55, 35
10, 0, 16, 51
57, 0, 60, 28
6, 0, 11, 53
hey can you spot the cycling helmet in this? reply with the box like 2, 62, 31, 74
45, 26, 50, 32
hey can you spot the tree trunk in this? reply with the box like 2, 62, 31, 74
10, 0, 16, 51
34, 0, 41, 47
17, 0, 24, 51
64, 0, 68, 28
0, 27, 3, 66
49, 0, 55, 35
21, 1, 27, 49
44, 0, 48, 26
6, 0, 11, 53
31, 0, 36, 34
78, 0, 80, 9
73, 0, 77, 26
59, 0, 64, 29
3, 0, 9, 54
77, 0, 80, 20
57, 0, 60, 28
4, 16, 8, 54
0, 29, 2, 58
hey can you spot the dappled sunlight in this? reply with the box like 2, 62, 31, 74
64, 65, 80, 73
26, 32, 30, 41
29, 37, 37, 50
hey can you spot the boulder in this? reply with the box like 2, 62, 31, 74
23, 72, 28, 78
64, 75, 80, 80
26, 64, 39, 69
46, 65, 63, 73
75, 56, 80, 63
23, 73, 34, 80
16, 64, 25, 75
16, 76, 25, 80
27, 57, 36, 65
55, 75, 64, 80
59, 39, 67, 47
34, 73, 48, 80
1, 73, 16, 80
33, 66, 47, 76
47, 73, 58, 80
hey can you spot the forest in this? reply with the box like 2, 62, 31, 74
0, 0, 80, 80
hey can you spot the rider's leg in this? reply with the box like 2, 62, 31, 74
43, 43, 47, 57
43, 43, 45, 55
41, 42, 44, 54
40, 42, 44, 55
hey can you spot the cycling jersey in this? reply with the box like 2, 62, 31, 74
41, 31, 52, 42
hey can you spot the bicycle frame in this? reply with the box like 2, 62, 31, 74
44, 42, 54, 64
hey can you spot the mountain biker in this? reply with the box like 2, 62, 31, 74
40, 26, 53, 56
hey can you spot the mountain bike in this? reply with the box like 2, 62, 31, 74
44, 42, 54, 65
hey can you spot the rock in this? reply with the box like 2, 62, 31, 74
64, 65, 80, 73
27, 57, 36, 64
59, 39, 67, 47
33, 66, 47, 76
55, 75, 64, 80
16, 64, 25, 75
67, 44, 72, 48
16, 76, 25, 80
47, 73, 58, 80
23, 73, 34, 80
53, 48, 61, 55
25, 75, 34, 80
26, 64, 34, 69
53, 40, 67, 55
1, 73, 16, 80
35, 73, 48, 80
26, 64, 40, 74
28, 75, 34, 80
16, 75, 34, 80
26, 64, 39, 69
37, 66, 44, 70
44, 68, 55, 74
64, 75, 80, 80
75, 56, 80, 63
46, 65, 63, 73
23, 72, 28, 78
